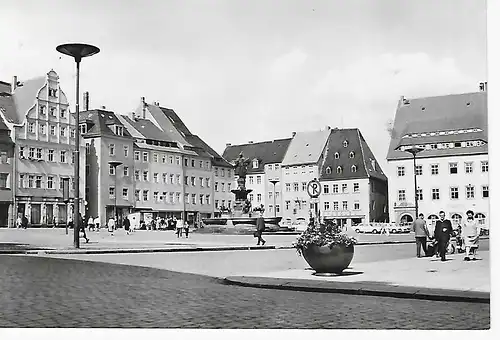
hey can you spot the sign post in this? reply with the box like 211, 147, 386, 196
307, 179, 321, 224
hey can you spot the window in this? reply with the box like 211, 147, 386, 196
176, 175, 181, 185
482, 185, 489, 198
333, 202, 339, 210
79, 124, 87, 134
36, 148, 42, 159
249, 176, 254, 185
466, 185, 475, 199
135, 190, 140, 201
349, 151, 355, 158
398, 190, 406, 201
353, 183, 359, 192
153, 192, 159, 202
332, 184, 339, 193
257, 176, 262, 184
50, 125, 56, 136
143, 171, 148, 181
336, 166, 342, 174
191, 194, 196, 205
475, 213, 486, 226
176, 156, 181, 165
323, 184, 329, 194
199, 194, 204, 205
191, 159, 195, 168
53, 107, 59, 116
415, 165, 423, 176
342, 184, 348, 193
342, 201, 348, 210
122, 188, 129, 200
168, 156, 173, 164
115, 126, 123, 136
153, 173, 159, 183
299, 182, 305, 191
135, 170, 140, 181
293, 182, 299, 191
214, 182, 218, 191
185, 158, 190, 167
60, 151, 66, 163
326, 166, 332, 174
143, 152, 148, 162
252, 159, 258, 168
123, 167, 129, 176
60, 127, 66, 136
134, 151, 140, 161
28, 147, 35, 158
177, 193, 181, 203
28, 122, 35, 133
28, 175, 34, 188
205, 178, 210, 187
109, 164, 115, 175
199, 177, 204, 187
416, 189, 423, 201
324, 202, 330, 210
34, 176, 41, 188
45, 176, 53, 189
249, 194, 254, 202
334, 152, 339, 159
343, 140, 348, 147
354, 202, 360, 210
191, 177, 196, 186
432, 188, 440, 200
481, 161, 489, 173
268, 191, 273, 200
351, 165, 357, 172
109, 144, 115, 156
450, 187, 459, 200
285, 183, 290, 192
143, 190, 149, 201
70, 129, 75, 138
397, 166, 405, 177
109, 187, 115, 199
431, 164, 439, 175
60, 109, 66, 118
170, 174, 175, 184
153, 153, 158, 162
39, 124, 46, 134
449, 162, 458, 174
39, 105, 46, 115
122, 145, 129, 158
257, 194, 262, 202
275, 205, 280, 213
465, 162, 473, 174
221, 183, 225, 192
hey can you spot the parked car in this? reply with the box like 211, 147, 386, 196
292, 218, 308, 232
354, 223, 382, 234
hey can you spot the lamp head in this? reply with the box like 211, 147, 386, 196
57, 43, 100, 62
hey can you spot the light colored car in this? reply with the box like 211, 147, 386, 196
292, 218, 308, 232
354, 223, 382, 234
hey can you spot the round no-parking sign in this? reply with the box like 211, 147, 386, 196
307, 179, 321, 198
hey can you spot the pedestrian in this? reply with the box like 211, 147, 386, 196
16, 214, 22, 229
184, 220, 190, 238
176, 218, 183, 238
434, 211, 454, 262
88, 216, 95, 231
79, 213, 89, 243
67, 215, 73, 230
462, 210, 480, 261
124, 216, 131, 235
255, 212, 266, 245
22, 215, 29, 229
94, 216, 100, 232
52, 216, 57, 229
108, 217, 115, 235
412, 213, 431, 258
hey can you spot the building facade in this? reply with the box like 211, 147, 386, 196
318, 128, 388, 227
0, 71, 85, 226
386, 88, 489, 229
0, 114, 14, 227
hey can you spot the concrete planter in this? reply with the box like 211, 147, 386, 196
302, 244, 354, 274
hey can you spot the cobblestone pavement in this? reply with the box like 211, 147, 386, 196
0, 256, 489, 329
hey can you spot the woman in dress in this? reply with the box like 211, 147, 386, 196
462, 210, 480, 261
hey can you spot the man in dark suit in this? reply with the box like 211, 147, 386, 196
255, 212, 266, 246
434, 211, 453, 261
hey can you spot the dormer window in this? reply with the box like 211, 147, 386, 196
115, 125, 123, 136
351, 165, 357, 172
252, 159, 259, 169
343, 140, 349, 148
349, 151, 355, 158
326, 166, 332, 174
79, 123, 87, 134
334, 152, 339, 159
336, 166, 343, 174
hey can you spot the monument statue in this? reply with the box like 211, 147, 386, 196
234, 152, 251, 178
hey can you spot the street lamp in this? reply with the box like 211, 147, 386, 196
403, 146, 425, 221
57, 43, 100, 248
269, 179, 279, 217
109, 161, 122, 229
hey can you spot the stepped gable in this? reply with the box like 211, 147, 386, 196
387, 91, 488, 161
281, 129, 331, 166
319, 128, 386, 182
222, 138, 292, 174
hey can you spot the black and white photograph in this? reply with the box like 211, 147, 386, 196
0, 0, 493, 332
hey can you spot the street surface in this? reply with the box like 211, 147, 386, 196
0, 255, 489, 329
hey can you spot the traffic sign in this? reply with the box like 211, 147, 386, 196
307, 179, 321, 198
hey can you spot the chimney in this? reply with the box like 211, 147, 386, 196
141, 97, 146, 118
11, 76, 17, 92
225, 143, 232, 147
326, 125, 331, 130
83, 92, 90, 111
292, 131, 296, 137
479, 82, 488, 92
248, 141, 254, 144
101, 105, 106, 110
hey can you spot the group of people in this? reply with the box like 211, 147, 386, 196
412, 210, 481, 262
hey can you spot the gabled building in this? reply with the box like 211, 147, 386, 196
223, 138, 292, 217
281, 128, 331, 223
386, 85, 489, 229
0, 71, 85, 226
0, 114, 14, 227
318, 128, 388, 227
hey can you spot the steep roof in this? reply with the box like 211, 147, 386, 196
281, 129, 331, 166
160, 107, 193, 136
185, 134, 232, 166
222, 138, 292, 174
11, 76, 46, 124
319, 128, 386, 182
387, 91, 488, 161
0, 93, 17, 125
80, 109, 133, 139
0, 114, 13, 147
0, 81, 11, 94
119, 115, 174, 142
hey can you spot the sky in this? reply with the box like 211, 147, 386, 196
0, 0, 488, 171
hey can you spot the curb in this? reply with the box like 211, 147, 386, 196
223, 276, 490, 304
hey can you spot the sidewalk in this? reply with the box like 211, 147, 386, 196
225, 251, 490, 303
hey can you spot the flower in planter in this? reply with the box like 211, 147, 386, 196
293, 221, 358, 256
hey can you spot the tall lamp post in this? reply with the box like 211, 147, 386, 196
57, 43, 100, 248
404, 146, 425, 221
109, 161, 122, 228
269, 179, 279, 217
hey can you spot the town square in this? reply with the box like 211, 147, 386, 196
0, 0, 493, 332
